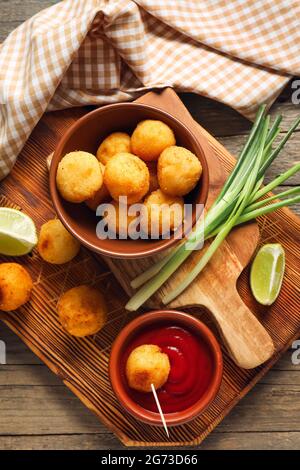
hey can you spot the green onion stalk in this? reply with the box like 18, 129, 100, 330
126, 106, 300, 311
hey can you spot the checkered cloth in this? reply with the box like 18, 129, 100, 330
0, 0, 299, 180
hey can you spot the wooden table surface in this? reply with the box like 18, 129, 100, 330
0, 1, 299, 451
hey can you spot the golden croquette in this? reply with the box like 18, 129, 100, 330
56, 151, 103, 203
96, 132, 131, 165
38, 219, 80, 264
131, 120, 176, 161
57, 285, 107, 337
142, 189, 184, 236
126, 344, 170, 392
0, 263, 33, 311
158, 146, 202, 196
104, 152, 149, 204
86, 163, 110, 211
103, 200, 139, 237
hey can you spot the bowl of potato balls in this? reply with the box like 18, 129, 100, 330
49, 103, 209, 258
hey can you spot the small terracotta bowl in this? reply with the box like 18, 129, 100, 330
49, 103, 209, 259
109, 310, 223, 426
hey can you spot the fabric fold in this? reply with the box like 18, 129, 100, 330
0, 0, 297, 180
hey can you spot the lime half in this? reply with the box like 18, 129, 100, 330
0, 208, 38, 256
250, 243, 285, 306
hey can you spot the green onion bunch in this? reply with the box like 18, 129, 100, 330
126, 105, 300, 311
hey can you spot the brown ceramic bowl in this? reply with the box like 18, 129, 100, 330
109, 310, 223, 426
49, 103, 209, 258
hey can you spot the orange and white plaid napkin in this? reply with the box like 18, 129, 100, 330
0, 0, 299, 180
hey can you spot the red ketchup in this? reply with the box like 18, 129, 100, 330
121, 324, 214, 413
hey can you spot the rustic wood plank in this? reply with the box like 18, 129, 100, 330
0, 0, 58, 20
200, 431, 300, 450
0, 365, 60, 386
0, 1, 59, 42
0, 386, 101, 436
0, 431, 299, 450
180, 87, 300, 136
0, 323, 42, 365
0, 382, 299, 435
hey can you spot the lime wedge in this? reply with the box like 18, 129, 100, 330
0, 208, 38, 256
250, 243, 285, 306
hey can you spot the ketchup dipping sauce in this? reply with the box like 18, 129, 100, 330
122, 324, 214, 413
109, 311, 223, 426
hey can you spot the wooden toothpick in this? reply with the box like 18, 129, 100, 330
151, 383, 169, 438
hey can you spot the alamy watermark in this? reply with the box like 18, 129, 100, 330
291, 79, 300, 105
291, 340, 300, 365
95, 197, 205, 250
0, 340, 6, 365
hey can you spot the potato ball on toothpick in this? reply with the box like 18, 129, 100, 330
126, 344, 170, 392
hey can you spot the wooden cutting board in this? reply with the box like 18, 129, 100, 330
104, 88, 274, 369
0, 89, 299, 447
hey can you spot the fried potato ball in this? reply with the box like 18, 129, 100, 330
103, 200, 139, 237
56, 151, 103, 203
158, 146, 202, 196
126, 344, 170, 392
104, 152, 149, 204
131, 120, 176, 162
142, 189, 184, 236
57, 285, 107, 337
146, 162, 160, 194
86, 163, 110, 211
38, 219, 80, 264
96, 132, 131, 165
0, 263, 33, 311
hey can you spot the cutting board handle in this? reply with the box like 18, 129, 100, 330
208, 288, 274, 369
